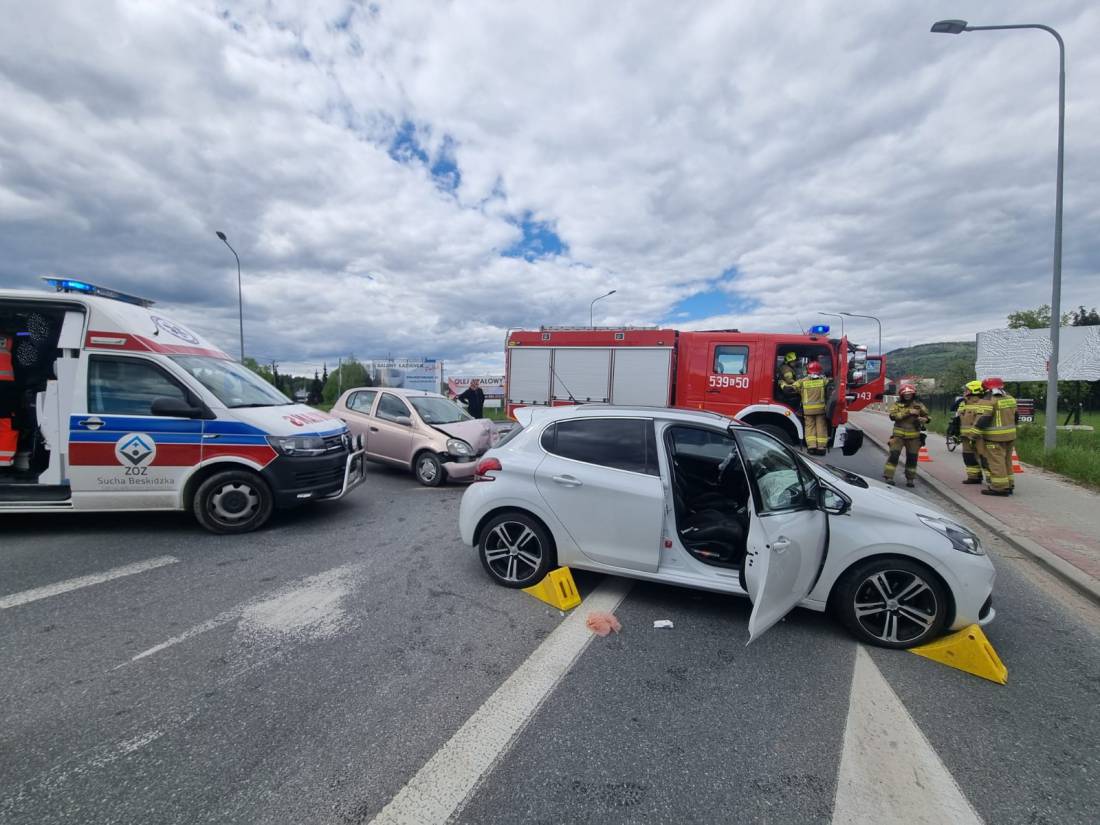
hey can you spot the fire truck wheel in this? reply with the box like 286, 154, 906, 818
756, 423, 794, 446
193, 469, 274, 534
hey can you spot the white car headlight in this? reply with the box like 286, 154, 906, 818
267, 435, 327, 457
918, 514, 984, 555
447, 438, 473, 457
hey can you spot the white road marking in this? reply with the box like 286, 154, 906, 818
832, 645, 984, 825
125, 614, 235, 664
0, 556, 179, 610
368, 577, 633, 825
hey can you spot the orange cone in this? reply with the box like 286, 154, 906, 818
1012, 448, 1024, 474
918, 445, 933, 462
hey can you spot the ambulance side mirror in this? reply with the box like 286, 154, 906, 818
151, 396, 203, 419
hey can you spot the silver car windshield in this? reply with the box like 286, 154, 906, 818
410, 396, 472, 424
170, 356, 292, 408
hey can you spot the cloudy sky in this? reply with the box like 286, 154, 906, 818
2, 0, 1098, 376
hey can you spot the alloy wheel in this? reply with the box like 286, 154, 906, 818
851, 569, 939, 645
417, 456, 439, 484
483, 521, 543, 583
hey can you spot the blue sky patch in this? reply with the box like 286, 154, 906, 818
665, 270, 758, 321
501, 212, 568, 261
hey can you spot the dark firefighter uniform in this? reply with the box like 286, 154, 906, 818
884, 389, 929, 486
793, 367, 830, 454
958, 380, 986, 483
777, 353, 800, 396
975, 383, 1017, 495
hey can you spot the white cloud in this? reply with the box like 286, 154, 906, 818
1, 0, 1098, 377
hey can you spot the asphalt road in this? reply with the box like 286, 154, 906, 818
1, 446, 1098, 824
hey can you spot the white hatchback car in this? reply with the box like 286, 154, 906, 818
459, 405, 996, 648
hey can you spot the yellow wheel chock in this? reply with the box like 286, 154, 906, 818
909, 624, 1008, 684
522, 567, 581, 611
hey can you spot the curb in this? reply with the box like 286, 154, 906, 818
861, 428, 1100, 607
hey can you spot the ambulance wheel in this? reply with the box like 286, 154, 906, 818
194, 470, 274, 534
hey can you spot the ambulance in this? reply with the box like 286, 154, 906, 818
0, 278, 365, 533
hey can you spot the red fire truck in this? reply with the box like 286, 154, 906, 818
504, 326, 887, 455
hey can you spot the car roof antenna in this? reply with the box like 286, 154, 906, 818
795, 317, 807, 335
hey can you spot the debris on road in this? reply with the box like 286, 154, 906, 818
586, 611, 622, 636
653, 619, 674, 629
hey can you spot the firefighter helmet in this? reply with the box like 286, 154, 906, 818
784, 351, 798, 363
965, 380, 984, 395
982, 377, 1005, 391
899, 383, 917, 398
806, 361, 822, 375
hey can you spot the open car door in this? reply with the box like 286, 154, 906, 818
736, 429, 828, 642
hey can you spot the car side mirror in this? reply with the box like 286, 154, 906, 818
395, 415, 413, 427
151, 396, 203, 418
818, 484, 851, 516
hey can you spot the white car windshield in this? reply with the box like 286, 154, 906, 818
410, 396, 472, 424
171, 356, 292, 408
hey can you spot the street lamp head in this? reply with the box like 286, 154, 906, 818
216, 230, 227, 241
608, 289, 617, 296
931, 19, 968, 34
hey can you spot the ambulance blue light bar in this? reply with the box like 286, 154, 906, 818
809, 324, 830, 335
42, 277, 155, 308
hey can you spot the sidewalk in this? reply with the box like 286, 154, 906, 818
850, 411, 1100, 605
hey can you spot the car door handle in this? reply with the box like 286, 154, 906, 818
202, 433, 220, 439
78, 417, 104, 430
552, 474, 583, 488
369, 426, 380, 432
771, 537, 791, 552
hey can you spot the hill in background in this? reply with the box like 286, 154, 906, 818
885, 341, 976, 383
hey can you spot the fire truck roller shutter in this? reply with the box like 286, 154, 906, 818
551, 348, 611, 403
508, 348, 553, 405
610, 348, 673, 406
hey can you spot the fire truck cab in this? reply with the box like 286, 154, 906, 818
505, 326, 886, 455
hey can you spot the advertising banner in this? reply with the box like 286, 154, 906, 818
368, 359, 443, 393
446, 375, 505, 399
975, 327, 1100, 382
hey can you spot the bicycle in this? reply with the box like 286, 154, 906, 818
945, 418, 961, 452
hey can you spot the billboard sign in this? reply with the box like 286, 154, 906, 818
446, 375, 505, 399
367, 359, 443, 393
975, 327, 1100, 382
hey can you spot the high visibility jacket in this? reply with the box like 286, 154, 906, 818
957, 396, 985, 438
0, 334, 13, 381
778, 363, 799, 392
0, 418, 16, 466
889, 400, 929, 438
793, 376, 829, 414
976, 393, 1017, 442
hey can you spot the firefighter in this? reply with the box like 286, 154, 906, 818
0, 333, 14, 382
884, 384, 929, 487
958, 380, 986, 484
792, 361, 830, 455
777, 351, 800, 395
974, 377, 1016, 496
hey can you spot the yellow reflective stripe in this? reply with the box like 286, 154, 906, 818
892, 429, 921, 438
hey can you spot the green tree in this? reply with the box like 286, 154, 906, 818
308, 371, 324, 405
1007, 304, 1071, 329
322, 358, 369, 404
1069, 306, 1100, 326
242, 356, 276, 386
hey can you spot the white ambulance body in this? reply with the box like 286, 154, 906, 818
0, 280, 364, 533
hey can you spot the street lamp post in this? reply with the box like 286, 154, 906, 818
839, 312, 882, 357
818, 312, 845, 338
216, 230, 245, 362
931, 18, 1065, 452
589, 289, 617, 326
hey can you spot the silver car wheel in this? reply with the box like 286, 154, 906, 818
209, 482, 260, 523
851, 569, 938, 645
483, 521, 543, 583
417, 455, 439, 483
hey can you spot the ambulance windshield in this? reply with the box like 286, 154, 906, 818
171, 355, 292, 408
